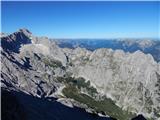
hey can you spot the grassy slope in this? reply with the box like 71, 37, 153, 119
62, 85, 135, 120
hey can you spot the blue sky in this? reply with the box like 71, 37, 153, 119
1, 1, 160, 38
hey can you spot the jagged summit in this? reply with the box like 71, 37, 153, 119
1, 28, 32, 53
0, 32, 7, 37
18, 28, 32, 37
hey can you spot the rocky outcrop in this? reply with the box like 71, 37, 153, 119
1, 29, 32, 53
1, 29, 111, 120
64, 48, 160, 119
1, 29, 159, 120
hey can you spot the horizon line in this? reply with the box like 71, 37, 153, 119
2, 31, 159, 40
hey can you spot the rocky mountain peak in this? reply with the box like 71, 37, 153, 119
1, 28, 32, 53
18, 28, 32, 37
0, 32, 7, 38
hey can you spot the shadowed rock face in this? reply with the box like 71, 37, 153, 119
1, 89, 111, 120
1, 28, 32, 53
131, 115, 147, 120
1, 89, 27, 120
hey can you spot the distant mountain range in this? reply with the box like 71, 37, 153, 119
55, 38, 160, 62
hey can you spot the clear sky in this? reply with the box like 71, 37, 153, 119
1, 1, 160, 38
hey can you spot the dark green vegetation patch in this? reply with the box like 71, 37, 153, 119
58, 76, 135, 120
43, 58, 64, 69
57, 76, 97, 96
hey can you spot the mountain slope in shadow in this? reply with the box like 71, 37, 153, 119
1, 88, 112, 120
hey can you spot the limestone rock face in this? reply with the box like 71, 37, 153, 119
65, 48, 160, 119
20, 36, 67, 66
1, 29, 113, 120
1, 29, 66, 98
1, 29, 160, 120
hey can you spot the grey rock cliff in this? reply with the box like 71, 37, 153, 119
1, 29, 160, 120
64, 47, 160, 119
